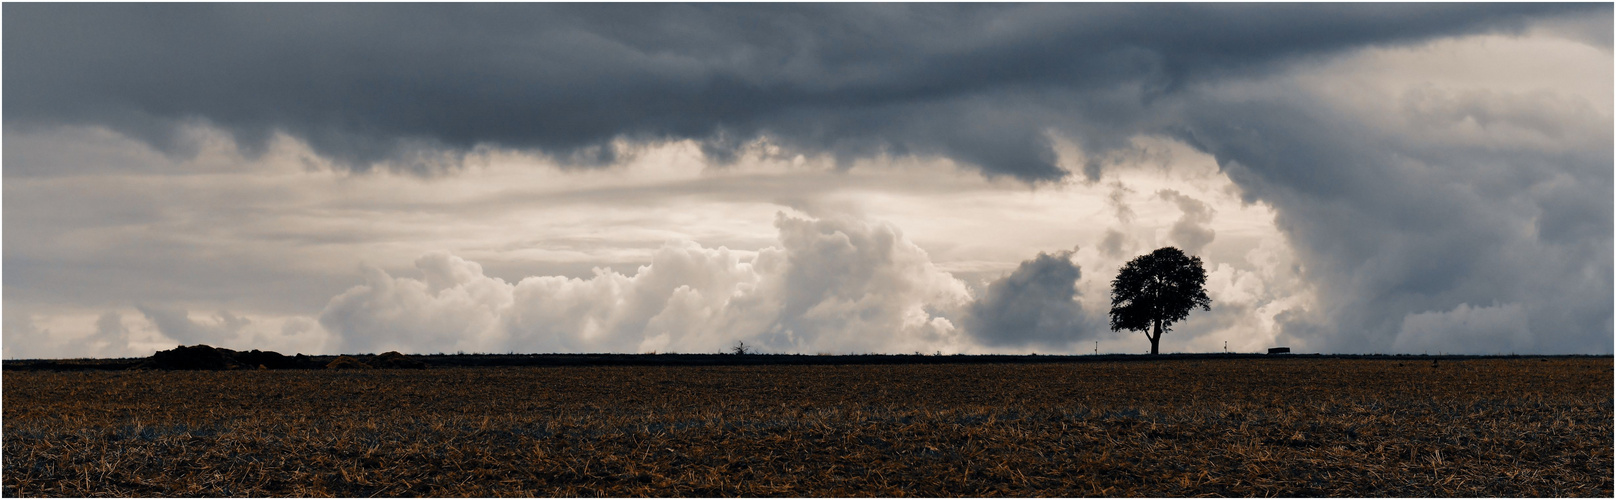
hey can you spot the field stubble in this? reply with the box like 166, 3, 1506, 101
3, 358, 1611, 496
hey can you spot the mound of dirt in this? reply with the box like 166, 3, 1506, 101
234, 349, 299, 369
326, 356, 373, 369
138, 344, 246, 370
132, 345, 321, 370
369, 351, 428, 369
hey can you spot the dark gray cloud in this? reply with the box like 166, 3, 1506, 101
136, 304, 252, 346
4, 3, 1608, 356
1169, 88, 1611, 354
3, 3, 1585, 181
962, 250, 1098, 349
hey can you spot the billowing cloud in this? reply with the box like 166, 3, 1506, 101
1168, 39, 1612, 354
4, 3, 1592, 181
961, 250, 1098, 350
3, 4, 1609, 358
1156, 189, 1215, 254
319, 252, 513, 354
136, 305, 254, 346
5, 306, 207, 359
319, 213, 972, 354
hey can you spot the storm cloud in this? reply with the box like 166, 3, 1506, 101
3, 3, 1586, 181
1170, 79, 1611, 354
961, 250, 1098, 350
3, 4, 1609, 357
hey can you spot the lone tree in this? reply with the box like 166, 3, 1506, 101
1109, 247, 1211, 355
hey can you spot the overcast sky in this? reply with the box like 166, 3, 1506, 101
4, 3, 1610, 358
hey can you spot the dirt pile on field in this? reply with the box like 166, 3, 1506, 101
368, 351, 428, 369
234, 349, 300, 369
135, 345, 313, 370
136, 345, 246, 370
127, 345, 432, 371
122, 344, 443, 371
326, 356, 372, 369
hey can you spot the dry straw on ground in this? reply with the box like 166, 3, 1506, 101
3, 358, 1610, 496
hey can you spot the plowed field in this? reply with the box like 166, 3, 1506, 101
4, 357, 1610, 496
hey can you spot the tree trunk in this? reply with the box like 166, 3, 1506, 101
1150, 319, 1162, 355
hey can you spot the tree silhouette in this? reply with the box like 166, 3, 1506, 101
1109, 247, 1211, 355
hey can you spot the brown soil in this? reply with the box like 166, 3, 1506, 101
326, 356, 372, 369
369, 351, 427, 369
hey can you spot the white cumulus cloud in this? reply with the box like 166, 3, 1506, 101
318, 213, 975, 355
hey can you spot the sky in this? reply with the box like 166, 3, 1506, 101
3, 3, 1611, 358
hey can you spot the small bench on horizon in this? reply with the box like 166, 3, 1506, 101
1267, 347, 1291, 354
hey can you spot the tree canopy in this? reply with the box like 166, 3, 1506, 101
1109, 247, 1211, 354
